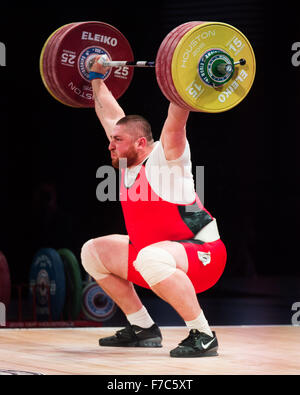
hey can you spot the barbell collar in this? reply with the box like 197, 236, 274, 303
216, 63, 233, 75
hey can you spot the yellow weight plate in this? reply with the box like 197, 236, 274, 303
171, 22, 256, 113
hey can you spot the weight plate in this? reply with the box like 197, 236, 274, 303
81, 282, 116, 322
171, 22, 256, 112
164, 22, 202, 109
48, 23, 87, 107
44, 23, 83, 107
156, 24, 186, 106
50, 21, 134, 107
40, 25, 63, 103
57, 248, 83, 320
46, 24, 83, 107
0, 251, 11, 308
156, 22, 201, 110
40, 24, 80, 106
156, 25, 185, 105
29, 248, 66, 321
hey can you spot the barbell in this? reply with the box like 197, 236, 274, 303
39, 21, 256, 112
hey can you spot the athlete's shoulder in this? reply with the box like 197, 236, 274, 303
150, 138, 191, 166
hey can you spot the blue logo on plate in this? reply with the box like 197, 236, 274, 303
78, 46, 111, 81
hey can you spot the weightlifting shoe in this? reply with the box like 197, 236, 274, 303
99, 323, 162, 347
170, 329, 218, 357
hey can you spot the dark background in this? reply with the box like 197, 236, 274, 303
0, 0, 299, 324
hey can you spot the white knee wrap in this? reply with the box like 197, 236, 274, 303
81, 239, 110, 281
134, 246, 177, 287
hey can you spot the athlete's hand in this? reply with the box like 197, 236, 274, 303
88, 55, 110, 75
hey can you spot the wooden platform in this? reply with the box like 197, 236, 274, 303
0, 326, 299, 375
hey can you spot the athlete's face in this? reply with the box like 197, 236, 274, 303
109, 125, 140, 169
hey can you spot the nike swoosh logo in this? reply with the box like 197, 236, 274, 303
135, 330, 143, 334
201, 338, 215, 349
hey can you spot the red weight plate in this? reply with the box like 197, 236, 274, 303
41, 24, 79, 106
46, 23, 80, 107
44, 23, 82, 107
155, 23, 192, 105
0, 251, 11, 308
52, 22, 134, 107
40, 26, 63, 102
156, 22, 204, 110
165, 22, 204, 110
48, 23, 85, 107
156, 27, 182, 105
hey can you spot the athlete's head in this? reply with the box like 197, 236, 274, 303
109, 115, 154, 168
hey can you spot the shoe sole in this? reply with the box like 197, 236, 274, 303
99, 337, 162, 348
170, 347, 218, 358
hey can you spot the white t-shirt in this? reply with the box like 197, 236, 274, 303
124, 139, 196, 204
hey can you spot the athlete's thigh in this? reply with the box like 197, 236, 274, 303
148, 240, 189, 272
179, 239, 227, 293
92, 234, 129, 280
148, 239, 226, 293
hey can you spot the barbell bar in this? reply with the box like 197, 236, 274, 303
97, 56, 246, 68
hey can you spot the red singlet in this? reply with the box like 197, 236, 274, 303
120, 160, 227, 294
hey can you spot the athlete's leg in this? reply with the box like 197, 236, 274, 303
81, 235, 142, 315
134, 240, 202, 321
81, 235, 162, 348
133, 239, 226, 356
133, 239, 227, 334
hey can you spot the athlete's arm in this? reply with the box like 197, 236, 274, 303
160, 102, 190, 161
90, 56, 125, 141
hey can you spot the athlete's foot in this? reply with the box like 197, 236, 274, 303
99, 323, 162, 347
170, 329, 218, 357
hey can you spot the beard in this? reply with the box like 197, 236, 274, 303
111, 148, 139, 169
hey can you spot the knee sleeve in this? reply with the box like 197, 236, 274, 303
81, 239, 110, 281
133, 246, 177, 287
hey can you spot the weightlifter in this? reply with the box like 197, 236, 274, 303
81, 55, 227, 357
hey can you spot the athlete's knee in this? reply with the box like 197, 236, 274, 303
81, 239, 110, 281
133, 245, 177, 287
